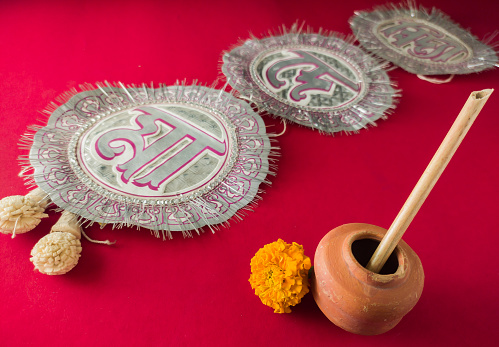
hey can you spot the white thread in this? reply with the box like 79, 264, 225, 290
417, 74, 455, 84
270, 120, 287, 137
11, 216, 20, 239
81, 229, 116, 245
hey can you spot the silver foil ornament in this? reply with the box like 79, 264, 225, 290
222, 25, 398, 134
350, 2, 498, 75
21, 82, 276, 239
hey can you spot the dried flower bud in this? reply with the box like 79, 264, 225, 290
0, 194, 48, 236
30, 232, 82, 275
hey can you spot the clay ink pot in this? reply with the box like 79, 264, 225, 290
312, 223, 424, 335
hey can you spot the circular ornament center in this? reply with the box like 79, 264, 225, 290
373, 18, 471, 64
76, 104, 235, 199
250, 46, 366, 111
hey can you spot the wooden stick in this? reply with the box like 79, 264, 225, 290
51, 210, 82, 239
366, 89, 494, 273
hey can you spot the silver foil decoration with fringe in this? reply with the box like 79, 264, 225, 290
350, 3, 498, 75
22, 83, 276, 239
222, 26, 398, 134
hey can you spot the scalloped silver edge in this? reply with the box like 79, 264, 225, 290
349, 2, 499, 75
19, 82, 278, 239
221, 24, 399, 135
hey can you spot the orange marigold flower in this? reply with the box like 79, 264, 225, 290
249, 239, 312, 313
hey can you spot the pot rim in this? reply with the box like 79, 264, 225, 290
343, 229, 407, 285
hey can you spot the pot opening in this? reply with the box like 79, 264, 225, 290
351, 238, 399, 275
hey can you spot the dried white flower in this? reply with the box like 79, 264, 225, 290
30, 232, 82, 275
0, 194, 48, 236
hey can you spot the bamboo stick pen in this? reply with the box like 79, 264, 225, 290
366, 89, 494, 273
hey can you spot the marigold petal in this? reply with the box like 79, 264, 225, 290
249, 239, 311, 314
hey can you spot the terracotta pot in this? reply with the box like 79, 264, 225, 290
312, 223, 424, 335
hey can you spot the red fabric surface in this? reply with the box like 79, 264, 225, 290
0, 0, 498, 345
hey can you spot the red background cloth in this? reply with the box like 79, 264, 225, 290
0, 0, 498, 345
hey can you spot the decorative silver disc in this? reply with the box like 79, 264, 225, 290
350, 3, 498, 75
222, 29, 398, 134
27, 83, 274, 239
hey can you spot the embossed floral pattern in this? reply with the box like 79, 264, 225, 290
25, 83, 275, 238
222, 25, 398, 134
350, 3, 498, 75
